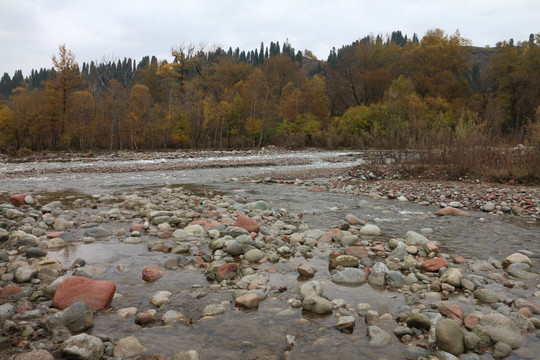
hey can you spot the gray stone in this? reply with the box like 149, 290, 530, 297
389, 246, 409, 260
509, 312, 535, 332
225, 240, 244, 256
244, 248, 263, 262
330, 255, 359, 268
62, 334, 104, 360
331, 268, 366, 285
172, 350, 202, 360
405, 231, 429, 246
302, 295, 332, 314
360, 224, 381, 236
367, 325, 392, 345
172, 229, 187, 238
482, 202, 496, 212
85, 227, 111, 237
436, 319, 464, 355
297, 263, 317, 278
244, 200, 271, 211
298, 281, 323, 299
406, 313, 432, 331
150, 291, 172, 307
393, 325, 413, 337
0, 228, 9, 242
113, 336, 147, 358
440, 268, 463, 287
385, 271, 405, 288
0, 303, 15, 322
507, 263, 537, 279
480, 313, 525, 348
493, 342, 513, 358
61, 302, 93, 332
403, 346, 432, 360
202, 304, 226, 316
368, 262, 388, 287
474, 289, 500, 304
184, 224, 205, 237
15, 265, 37, 283
25, 247, 47, 258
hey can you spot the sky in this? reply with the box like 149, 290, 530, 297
1, 0, 539, 76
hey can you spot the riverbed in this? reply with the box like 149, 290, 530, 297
1, 150, 539, 359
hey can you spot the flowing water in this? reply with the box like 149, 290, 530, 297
1, 151, 539, 359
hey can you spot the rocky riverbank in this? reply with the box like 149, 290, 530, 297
1, 182, 540, 359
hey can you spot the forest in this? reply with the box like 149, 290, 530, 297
0, 29, 539, 160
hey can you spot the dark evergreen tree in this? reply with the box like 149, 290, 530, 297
0, 72, 11, 97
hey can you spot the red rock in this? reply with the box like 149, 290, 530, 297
9, 193, 29, 205
206, 209, 223, 217
435, 207, 470, 216
453, 256, 467, 264
439, 303, 463, 322
319, 229, 343, 243
190, 219, 221, 230
518, 307, 534, 318
194, 256, 205, 264
344, 247, 368, 259
52, 276, 116, 310
217, 263, 238, 281
46, 231, 64, 239
464, 315, 480, 329
158, 231, 170, 239
0, 285, 23, 298
130, 223, 145, 232
233, 215, 260, 233
311, 185, 324, 192
142, 266, 166, 282
421, 258, 448, 272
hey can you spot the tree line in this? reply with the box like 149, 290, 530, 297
0, 29, 539, 154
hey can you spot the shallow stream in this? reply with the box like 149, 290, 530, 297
1, 151, 539, 359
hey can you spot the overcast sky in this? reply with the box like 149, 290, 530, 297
1, 0, 538, 76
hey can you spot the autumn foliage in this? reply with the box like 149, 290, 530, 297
0, 30, 539, 159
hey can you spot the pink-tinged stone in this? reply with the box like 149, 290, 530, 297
464, 315, 480, 329
370, 244, 385, 252
135, 312, 156, 325
421, 258, 448, 272
439, 303, 463, 323
130, 224, 144, 232
52, 276, 116, 310
319, 229, 343, 243
518, 307, 534, 318
158, 231, 171, 239
220, 218, 234, 226
0, 285, 23, 298
344, 247, 369, 259
233, 215, 260, 233
425, 241, 439, 254
190, 219, 221, 230
311, 185, 324, 192
142, 266, 166, 282
9, 193, 29, 205
435, 207, 470, 216
217, 263, 238, 281
453, 256, 467, 264
46, 231, 64, 239
206, 210, 223, 217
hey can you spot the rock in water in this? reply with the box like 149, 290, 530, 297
61, 302, 94, 332
435, 207, 469, 216
368, 326, 392, 345
142, 265, 166, 282
53, 276, 116, 310
302, 295, 332, 314
479, 313, 524, 348
113, 336, 147, 358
